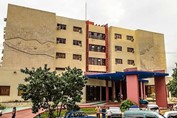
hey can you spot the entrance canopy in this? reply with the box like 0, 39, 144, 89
86, 71, 169, 81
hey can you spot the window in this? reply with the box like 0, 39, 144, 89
89, 57, 106, 66
115, 58, 123, 64
127, 47, 134, 53
55, 67, 65, 71
115, 33, 122, 39
73, 26, 82, 33
73, 40, 82, 46
128, 59, 135, 65
56, 38, 66, 44
73, 54, 82, 61
89, 32, 105, 40
0, 86, 10, 96
89, 44, 105, 52
56, 52, 66, 59
18, 89, 23, 96
127, 35, 134, 41
57, 23, 66, 30
115, 46, 122, 51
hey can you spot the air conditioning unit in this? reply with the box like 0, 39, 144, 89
115, 35, 118, 39
79, 29, 82, 33
57, 25, 61, 30
131, 38, 134, 42
4, 18, 7, 22
79, 43, 82, 47
132, 50, 135, 53
79, 58, 82, 61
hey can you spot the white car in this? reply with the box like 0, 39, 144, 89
0, 110, 2, 116
164, 111, 177, 118
107, 107, 122, 118
147, 104, 159, 113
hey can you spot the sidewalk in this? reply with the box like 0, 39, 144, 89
0, 108, 40, 118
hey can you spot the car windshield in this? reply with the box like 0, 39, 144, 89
150, 107, 159, 110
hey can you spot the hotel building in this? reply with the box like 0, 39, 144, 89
0, 4, 167, 103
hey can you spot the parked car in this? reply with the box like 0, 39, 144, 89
106, 107, 122, 118
164, 111, 177, 118
64, 111, 96, 118
147, 104, 160, 113
139, 98, 149, 105
124, 110, 164, 118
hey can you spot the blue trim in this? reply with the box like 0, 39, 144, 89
85, 71, 169, 81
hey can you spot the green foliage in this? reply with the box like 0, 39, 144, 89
0, 104, 5, 110
60, 67, 87, 111
37, 107, 95, 118
120, 99, 136, 112
168, 63, 177, 97
18, 65, 87, 118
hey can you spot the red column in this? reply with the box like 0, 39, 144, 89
154, 76, 168, 108
143, 82, 146, 99
126, 75, 139, 106
112, 81, 115, 101
106, 80, 109, 103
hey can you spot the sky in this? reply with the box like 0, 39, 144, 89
0, 0, 177, 76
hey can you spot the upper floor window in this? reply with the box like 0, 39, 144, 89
73, 26, 82, 33
73, 40, 82, 46
89, 44, 105, 52
89, 32, 105, 40
127, 35, 134, 41
56, 52, 66, 59
0, 86, 10, 96
89, 57, 106, 66
127, 47, 134, 53
115, 58, 123, 64
115, 46, 122, 51
128, 59, 135, 65
56, 38, 66, 44
57, 23, 66, 30
73, 54, 82, 61
115, 33, 122, 39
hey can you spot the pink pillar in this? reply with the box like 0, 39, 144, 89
126, 75, 140, 106
106, 80, 109, 103
154, 76, 168, 108
140, 81, 143, 99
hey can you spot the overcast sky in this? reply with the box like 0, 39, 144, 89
0, 0, 177, 76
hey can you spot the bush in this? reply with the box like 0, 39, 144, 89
0, 104, 5, 110
120, 99, 136, 112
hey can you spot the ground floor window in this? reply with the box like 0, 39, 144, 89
146, 85, 155, 97
0, 86, 10, 96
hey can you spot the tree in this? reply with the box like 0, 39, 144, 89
57, 67, 87, 117
18, 64, 63, 118
18, 65, 87, 118
168, 63, 177, 97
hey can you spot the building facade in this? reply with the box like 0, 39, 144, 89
0, 4, 167, 102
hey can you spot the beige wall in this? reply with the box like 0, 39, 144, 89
109, 26, 136, 72
2, 4, 56, 70
55, 16, 86, 73
0, 68, 26, 102
135, 30, 167, 71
